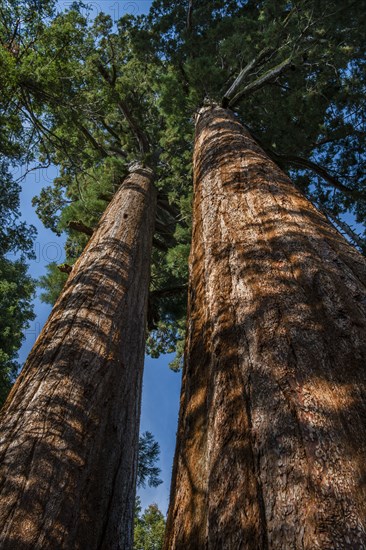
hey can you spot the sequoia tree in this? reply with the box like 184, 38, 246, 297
0, 5, 189, 547
164, 105, 366, 548
0, 166, 156, 549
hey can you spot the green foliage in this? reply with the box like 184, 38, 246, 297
147, 0, 366, 237
38, 263, 69, 305
0, 160, 36, 257
31, 180, 69, 235
134, 498, 165, 550
0, 258, 35, 405
137, 431, 162, 490
0, 159, 36, 406
0, 0, 57, 161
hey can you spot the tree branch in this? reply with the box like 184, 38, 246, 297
96, 61, 150, 155
225, 57, 294, 108
108, 145, 128, 158
271, 152, 366, 201
153, 237, 169, 252
117, 100, 150, 155
58, 263, 72, 274
319, 206, 366, 254
68, 221, 94, 236
186, 0, 194, 31
150, 285, 188, 299
79, 124, 110, 158
222, 46, 275, 107
157, 196, 180, 219
100, 119, 123, 142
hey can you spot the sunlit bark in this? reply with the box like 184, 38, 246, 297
0, 167, 156, 550
164, 105, 366, 549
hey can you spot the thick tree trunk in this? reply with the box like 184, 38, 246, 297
0, 167, 156, 550
164, 105, 366, 549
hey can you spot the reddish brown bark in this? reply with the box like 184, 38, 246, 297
164, 105, 366, 549
0, 167, 156, 550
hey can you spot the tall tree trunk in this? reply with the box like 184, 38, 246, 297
0, 167, 156, 550
164, 105, 366, 549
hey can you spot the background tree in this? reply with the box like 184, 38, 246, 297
0, 257, 35, 405
0, 5, 186, 547
134, 430, 164, 549
137, 431, 163, 490
134, 431, 165, 549
134, 498, 166, 550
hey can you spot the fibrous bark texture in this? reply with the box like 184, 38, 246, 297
0, 167, 156, 550
164, 106, 366, 549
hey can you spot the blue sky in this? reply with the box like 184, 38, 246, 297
16, 0, 181, 516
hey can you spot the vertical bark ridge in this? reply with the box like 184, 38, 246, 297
164, 105, 366, 549
0, 167, 156, 550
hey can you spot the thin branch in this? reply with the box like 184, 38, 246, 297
155, 219, 176, 236
108, 145, 128, 158
186, 0, 193, 31
153, 237, 169, 252
58, 264, 72, 274
157, 196, 180, 219
107, 36, 117, 85
96, 61, 150, 155
97, 192, 114, 202
226, 57, 294, 108
271, 152, 366, 201
222, 46, 275, 106
100, 119, 123, 142
150, 285, 188, 299
79, 124, 110, 158
15, 160, 52, 184
319, 206, 366, 254
96, 60, 113, 85
178, 61, 190, 95
117, 100, 150, 155
67, 221, 94, 236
